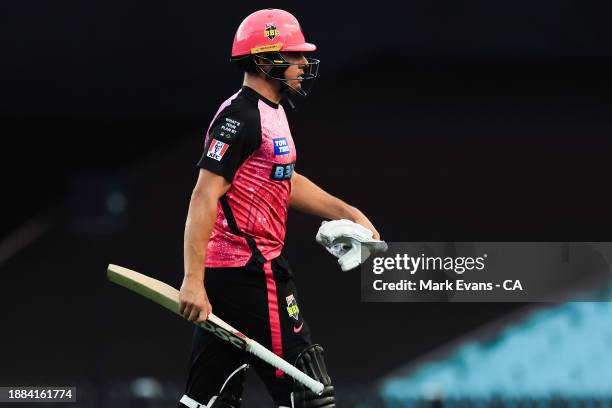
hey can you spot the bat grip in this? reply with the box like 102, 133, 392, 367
247, 340, 324, 395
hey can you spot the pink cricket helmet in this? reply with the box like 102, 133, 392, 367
231, 9, 317, 57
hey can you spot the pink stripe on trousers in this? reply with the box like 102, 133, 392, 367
264, 260, 284, 378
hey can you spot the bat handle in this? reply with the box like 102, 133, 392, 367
247, 340, 324, 395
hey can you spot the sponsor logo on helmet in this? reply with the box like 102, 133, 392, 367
250, 44, 283, 54
265, 23, 280, 41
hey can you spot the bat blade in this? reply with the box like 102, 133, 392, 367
107, 264, 181, 315
107, 264, 250, 350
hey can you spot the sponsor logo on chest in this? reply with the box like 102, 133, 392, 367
272, 137, 290, 156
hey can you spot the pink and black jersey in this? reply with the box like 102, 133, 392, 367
198, 86, 297, 267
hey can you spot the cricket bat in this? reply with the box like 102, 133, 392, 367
107, 264, 324, 395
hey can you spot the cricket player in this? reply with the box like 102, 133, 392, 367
178, 9, 379, 408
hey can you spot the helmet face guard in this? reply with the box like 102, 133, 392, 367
253, 52, 320, 97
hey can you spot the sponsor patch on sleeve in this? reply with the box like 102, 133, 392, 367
218, 117, 242, 140
273, 137, 290, 155
206, 139, 229, 161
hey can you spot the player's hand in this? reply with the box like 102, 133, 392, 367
353, 211, 380, 240
179, 276, 212, 324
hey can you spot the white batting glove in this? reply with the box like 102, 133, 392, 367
316, 219, 388, 271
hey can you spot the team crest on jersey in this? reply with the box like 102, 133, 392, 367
286, 294, 300, 321
272, 137, 290, 155
265, 23, 280, 40
206, 139, 229, 161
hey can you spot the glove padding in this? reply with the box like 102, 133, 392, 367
291, 345, 336, 408
316, 219, 388, 271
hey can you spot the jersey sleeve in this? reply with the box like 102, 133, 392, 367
197, 107, 261, 182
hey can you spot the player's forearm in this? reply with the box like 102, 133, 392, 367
183, 190, 218, 280
290, 173, 359, 221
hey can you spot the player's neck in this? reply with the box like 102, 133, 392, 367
243, 74, 281, 104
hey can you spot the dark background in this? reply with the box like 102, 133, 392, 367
1, 0, 612, 405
